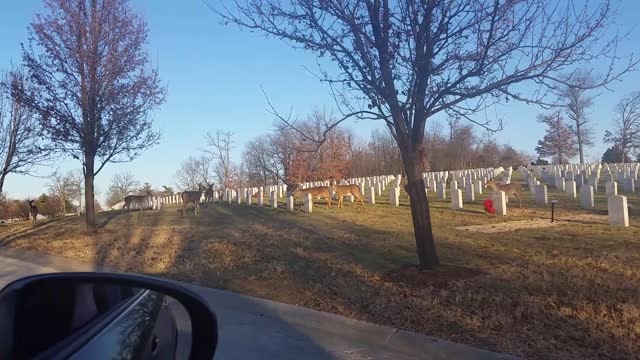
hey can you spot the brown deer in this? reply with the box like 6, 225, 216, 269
122, 195, 149, 213
181, 184, 205, 215
485, 179, 523, 208
203, 182, 214, 202
289, 184, 332, 208
331, 184, 365, 209
27, 200, 38, 225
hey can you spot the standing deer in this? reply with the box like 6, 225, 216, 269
122, 195, 149, 214
485, 180, 523, 208
27, 200, 38, 225
289, 184, 332, 208
331, 184, 365, 209
181, 184, 205, 215
203, 183, 214, 202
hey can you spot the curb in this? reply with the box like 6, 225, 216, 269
0, 247, 520, 360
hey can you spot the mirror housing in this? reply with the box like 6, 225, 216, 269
0, 272, 217, 359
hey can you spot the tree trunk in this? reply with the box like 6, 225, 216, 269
576, 123, 584, 164
402, 150, 440, 270
84, 157, 96, 230
0, 173, 6, 196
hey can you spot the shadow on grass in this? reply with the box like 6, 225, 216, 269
2, 199, 638, 359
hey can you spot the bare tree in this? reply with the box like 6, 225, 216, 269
205, 130, 236, 188
47, 171, 77, 215
557, 71, 597, 164
604, 92, 640, 163
140, 182, 154, 196
535, 111, 577, 164
0, 69, 52, 194
161, 185, 174, 196
175, 156, 210, 191
19, 0, 166, 229
106, 172, 139, 207
213, 0, 635, 269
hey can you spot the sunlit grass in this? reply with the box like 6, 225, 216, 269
2, 175, 639, 359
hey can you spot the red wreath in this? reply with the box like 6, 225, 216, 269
483, 199, 496, 214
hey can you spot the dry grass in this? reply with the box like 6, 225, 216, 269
2, 175, 639, 359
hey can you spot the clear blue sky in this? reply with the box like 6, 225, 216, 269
1, 0, 639, 205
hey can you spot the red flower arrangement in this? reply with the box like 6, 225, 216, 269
483, 199, 496, 214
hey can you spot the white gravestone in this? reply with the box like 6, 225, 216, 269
437, 183, 446, 200
474, 180, 483, 195
492, 190, 507, 215
303, 193, 313, 213
565, 180, 576, 199
464, 182, 475, 202
270, 191, 277, 208
390, 187, 400, 207
535, 184, 548, 207
286, 196, 294, 211
605, 181, 617, 197
623, 177, 635, 193
608, 195, 629, 227
451, 189, 463, 210
580, 185, 594, 209
367, 187, 376, 204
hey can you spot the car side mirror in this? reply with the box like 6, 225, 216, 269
0, 272, 217, 359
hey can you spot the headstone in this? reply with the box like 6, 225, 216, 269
555, 176, 565, 191
605, 181, 617, 197
286, 196, 294, 211
437, 183, 446, 200
608, 195, 629, 227
450, 180, 458, 190
535, 184, 548, 207
464, 182, 475, 202
492, 190, 507, 215
270, 191, 277, 208
565, 180, 576, 199
390, 187, 400, 206
367, 187, 376, 204
236, 189, 242, 205
303, 193, 313, 213
623, 177, 635, 193
258, 188, 264, 206
589, 175, 599, 192
575, 174, 584, 188
246, 189, 252, 205
451, 189, 463, 210
580, 185, 594, 209
474, 179, 483, 195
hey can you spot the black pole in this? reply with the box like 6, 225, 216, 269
551, 201, 556, 222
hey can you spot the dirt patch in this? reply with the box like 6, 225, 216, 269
456, 214, 609, 233
382, 264, 485, 290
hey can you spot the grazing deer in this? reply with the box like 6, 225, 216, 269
181, 184, 205, 215
289, 184, 332, 208
27, 200, 38, 225
122, 195, 149, 213
485, 179, 523, 208
331, 184, 365, 209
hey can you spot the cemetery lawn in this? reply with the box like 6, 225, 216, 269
2, 184, 639, 359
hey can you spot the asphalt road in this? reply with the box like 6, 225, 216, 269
0, 249, 518, 360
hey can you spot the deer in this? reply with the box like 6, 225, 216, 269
289, 184, 332, 208
27, 200, 38, 225
331, 184, 365, 209
180, 184, 206, 215
202, 182, 214, 202
485, 179, 523, 208
122, 195, 149, 214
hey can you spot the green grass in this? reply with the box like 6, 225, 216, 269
1, 175, 639, 360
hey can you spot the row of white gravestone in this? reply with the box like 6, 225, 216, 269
530, 163, 633, 227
